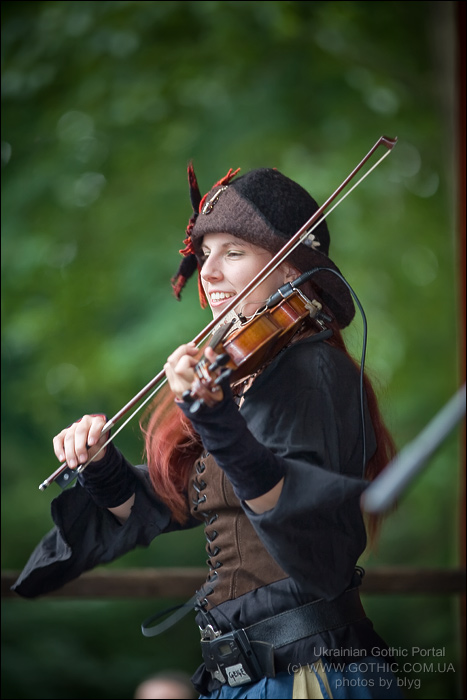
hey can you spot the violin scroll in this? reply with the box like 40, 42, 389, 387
183, 350, 233, 412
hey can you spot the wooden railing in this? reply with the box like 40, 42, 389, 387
2, 566, 465, 599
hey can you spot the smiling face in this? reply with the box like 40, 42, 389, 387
200, 233, 296, 320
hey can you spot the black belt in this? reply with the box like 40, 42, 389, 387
200, 587, 367, 686
243, 586, 366, 648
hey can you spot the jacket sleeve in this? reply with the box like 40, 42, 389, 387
242, 341, 376, 599
12, 451, 198, 599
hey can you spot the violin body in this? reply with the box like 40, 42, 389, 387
194, 290, 327, 395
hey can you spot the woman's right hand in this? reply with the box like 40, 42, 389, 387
53, 414, 109, 469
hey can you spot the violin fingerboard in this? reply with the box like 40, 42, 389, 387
208, 319, 235, 349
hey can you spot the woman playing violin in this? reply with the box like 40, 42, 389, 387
14, 166, 403, 699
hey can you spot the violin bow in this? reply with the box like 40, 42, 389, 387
39, 135, 397, 491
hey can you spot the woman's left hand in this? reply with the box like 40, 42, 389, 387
164, 342, 201, 400
165, 344, 226, 405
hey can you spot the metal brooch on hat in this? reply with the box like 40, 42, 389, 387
201, 186, 229, 215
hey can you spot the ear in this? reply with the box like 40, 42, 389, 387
283, 264, 299, 284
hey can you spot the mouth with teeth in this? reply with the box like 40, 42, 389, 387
209, 291, 236, 306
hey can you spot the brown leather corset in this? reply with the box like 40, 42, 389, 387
189, 452, 287, 609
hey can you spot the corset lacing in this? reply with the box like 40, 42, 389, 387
192, 451, 222, 607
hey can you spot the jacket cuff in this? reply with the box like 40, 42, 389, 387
77, 442, 137, 508
178, 387, 285, 501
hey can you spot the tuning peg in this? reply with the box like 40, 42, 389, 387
208, 353, 230, 372
213, 368, 233, 386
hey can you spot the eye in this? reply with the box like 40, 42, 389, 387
226, 249, 244, 259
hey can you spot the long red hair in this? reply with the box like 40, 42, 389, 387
140, 292, 396, 543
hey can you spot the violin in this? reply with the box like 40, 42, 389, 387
38, 135, 397, 491
186, 286, 331, 411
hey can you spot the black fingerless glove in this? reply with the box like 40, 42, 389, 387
177, 384, 285, 502
77, 442, 137, 508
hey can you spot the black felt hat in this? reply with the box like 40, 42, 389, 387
172, 166, 355, 328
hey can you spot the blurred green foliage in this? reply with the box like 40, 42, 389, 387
1, 1, 463, 699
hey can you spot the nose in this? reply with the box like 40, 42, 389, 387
201, 254, 222, 284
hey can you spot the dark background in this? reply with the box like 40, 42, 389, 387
1, 2, 464, 698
